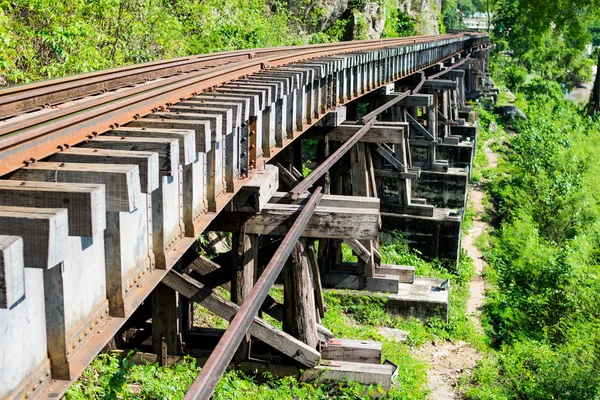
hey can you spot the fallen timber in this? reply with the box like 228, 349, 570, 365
0, 33, 493, 400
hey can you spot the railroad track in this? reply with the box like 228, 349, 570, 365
0, 34, 469, 176
0, 32, 490, 400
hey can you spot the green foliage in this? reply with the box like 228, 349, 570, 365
341, 242, 358, 262
492, 0, 597, 89
382, 8, 416, 38
465, 61, 600, 397
0, 0, 303, 85
66, 352, 200, 399
442, 0, 465, 30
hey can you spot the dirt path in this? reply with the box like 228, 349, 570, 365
418, 138, 499, 399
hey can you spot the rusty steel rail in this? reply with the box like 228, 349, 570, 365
0, 35, 451, 120
183, 187, 324, 400
0, 34, 471, 177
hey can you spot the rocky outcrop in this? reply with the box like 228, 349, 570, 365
364, 2, 386, 39
287, 0, 350, 33
399, 0, 443, 35
495, 105, 527, 121
288, 0, 441, 40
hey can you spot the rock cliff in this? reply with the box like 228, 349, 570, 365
287, 0, 443, 40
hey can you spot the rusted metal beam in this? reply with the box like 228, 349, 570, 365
289, 119, 376, 199
183, 187, 323, 400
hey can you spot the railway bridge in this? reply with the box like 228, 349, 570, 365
0, 33, 493, 399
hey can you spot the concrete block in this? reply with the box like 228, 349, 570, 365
304, 360, 395, 392
143, 113, 224, 209
323, 273, 365, 290
0, 265, 51, 399
107, 127, 196, 166
0, 235, 25, 309
381, 208, 462, 264
412, 168, 469, 209
83, 136, 179, 177
375, 264, 415, 284
386, 277, 449, 323
108, 127, 206, 236
367, 274, 399, 293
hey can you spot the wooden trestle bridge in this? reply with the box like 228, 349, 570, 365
0, 33, 493, 399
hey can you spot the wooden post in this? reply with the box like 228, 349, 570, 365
231, 232, 258, 363
304, 239, 325, 320
351, 143, 375, 278
152, 283, 180, 357
283, 241, 318, 349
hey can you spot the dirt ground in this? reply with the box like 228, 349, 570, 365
417, 138, 498, 399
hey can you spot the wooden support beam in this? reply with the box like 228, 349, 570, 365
0, 180, 106, 237
422, 79, 458, 90
374, 169, 418, 180
163, 268, 320, 368
152, 283, 181, 357
209, 203, 379, 240
183, 251, 333, 342
350, 143, 375, 278
0, 206, 68, 269
290, 119, 376, 199
344, 239, 371, 264
83, 136, 180, 176
268, 192, 380, 210
12, 162, 141, 213
230, 165, 278, 212
305, 125, 407, 144
305, 240, 325, 320
231, 232, 258, 363
375, 144, 405, 171
283, 241, 318, 348
405, 113, 435, 141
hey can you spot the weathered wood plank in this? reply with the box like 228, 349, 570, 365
268, 192, 380, 210
0, 180, 106, 237
302, 360, 394, 391
305, 125, 407, 144
283, 242, 318, 348
209, 204, 380, 240
83, 136, 179, 177
51, 147, 160, 194
162, 270, 321, 367
0, 235, 24, 309
321, 338, 382, 364
0, 206, 67, 269
12, 162, 141, 213
230, 165, 279, 212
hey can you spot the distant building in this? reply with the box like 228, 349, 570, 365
464, 12, 492, 31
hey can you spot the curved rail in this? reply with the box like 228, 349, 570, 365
0, 33, 484, 176
0, 35, 452, 119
